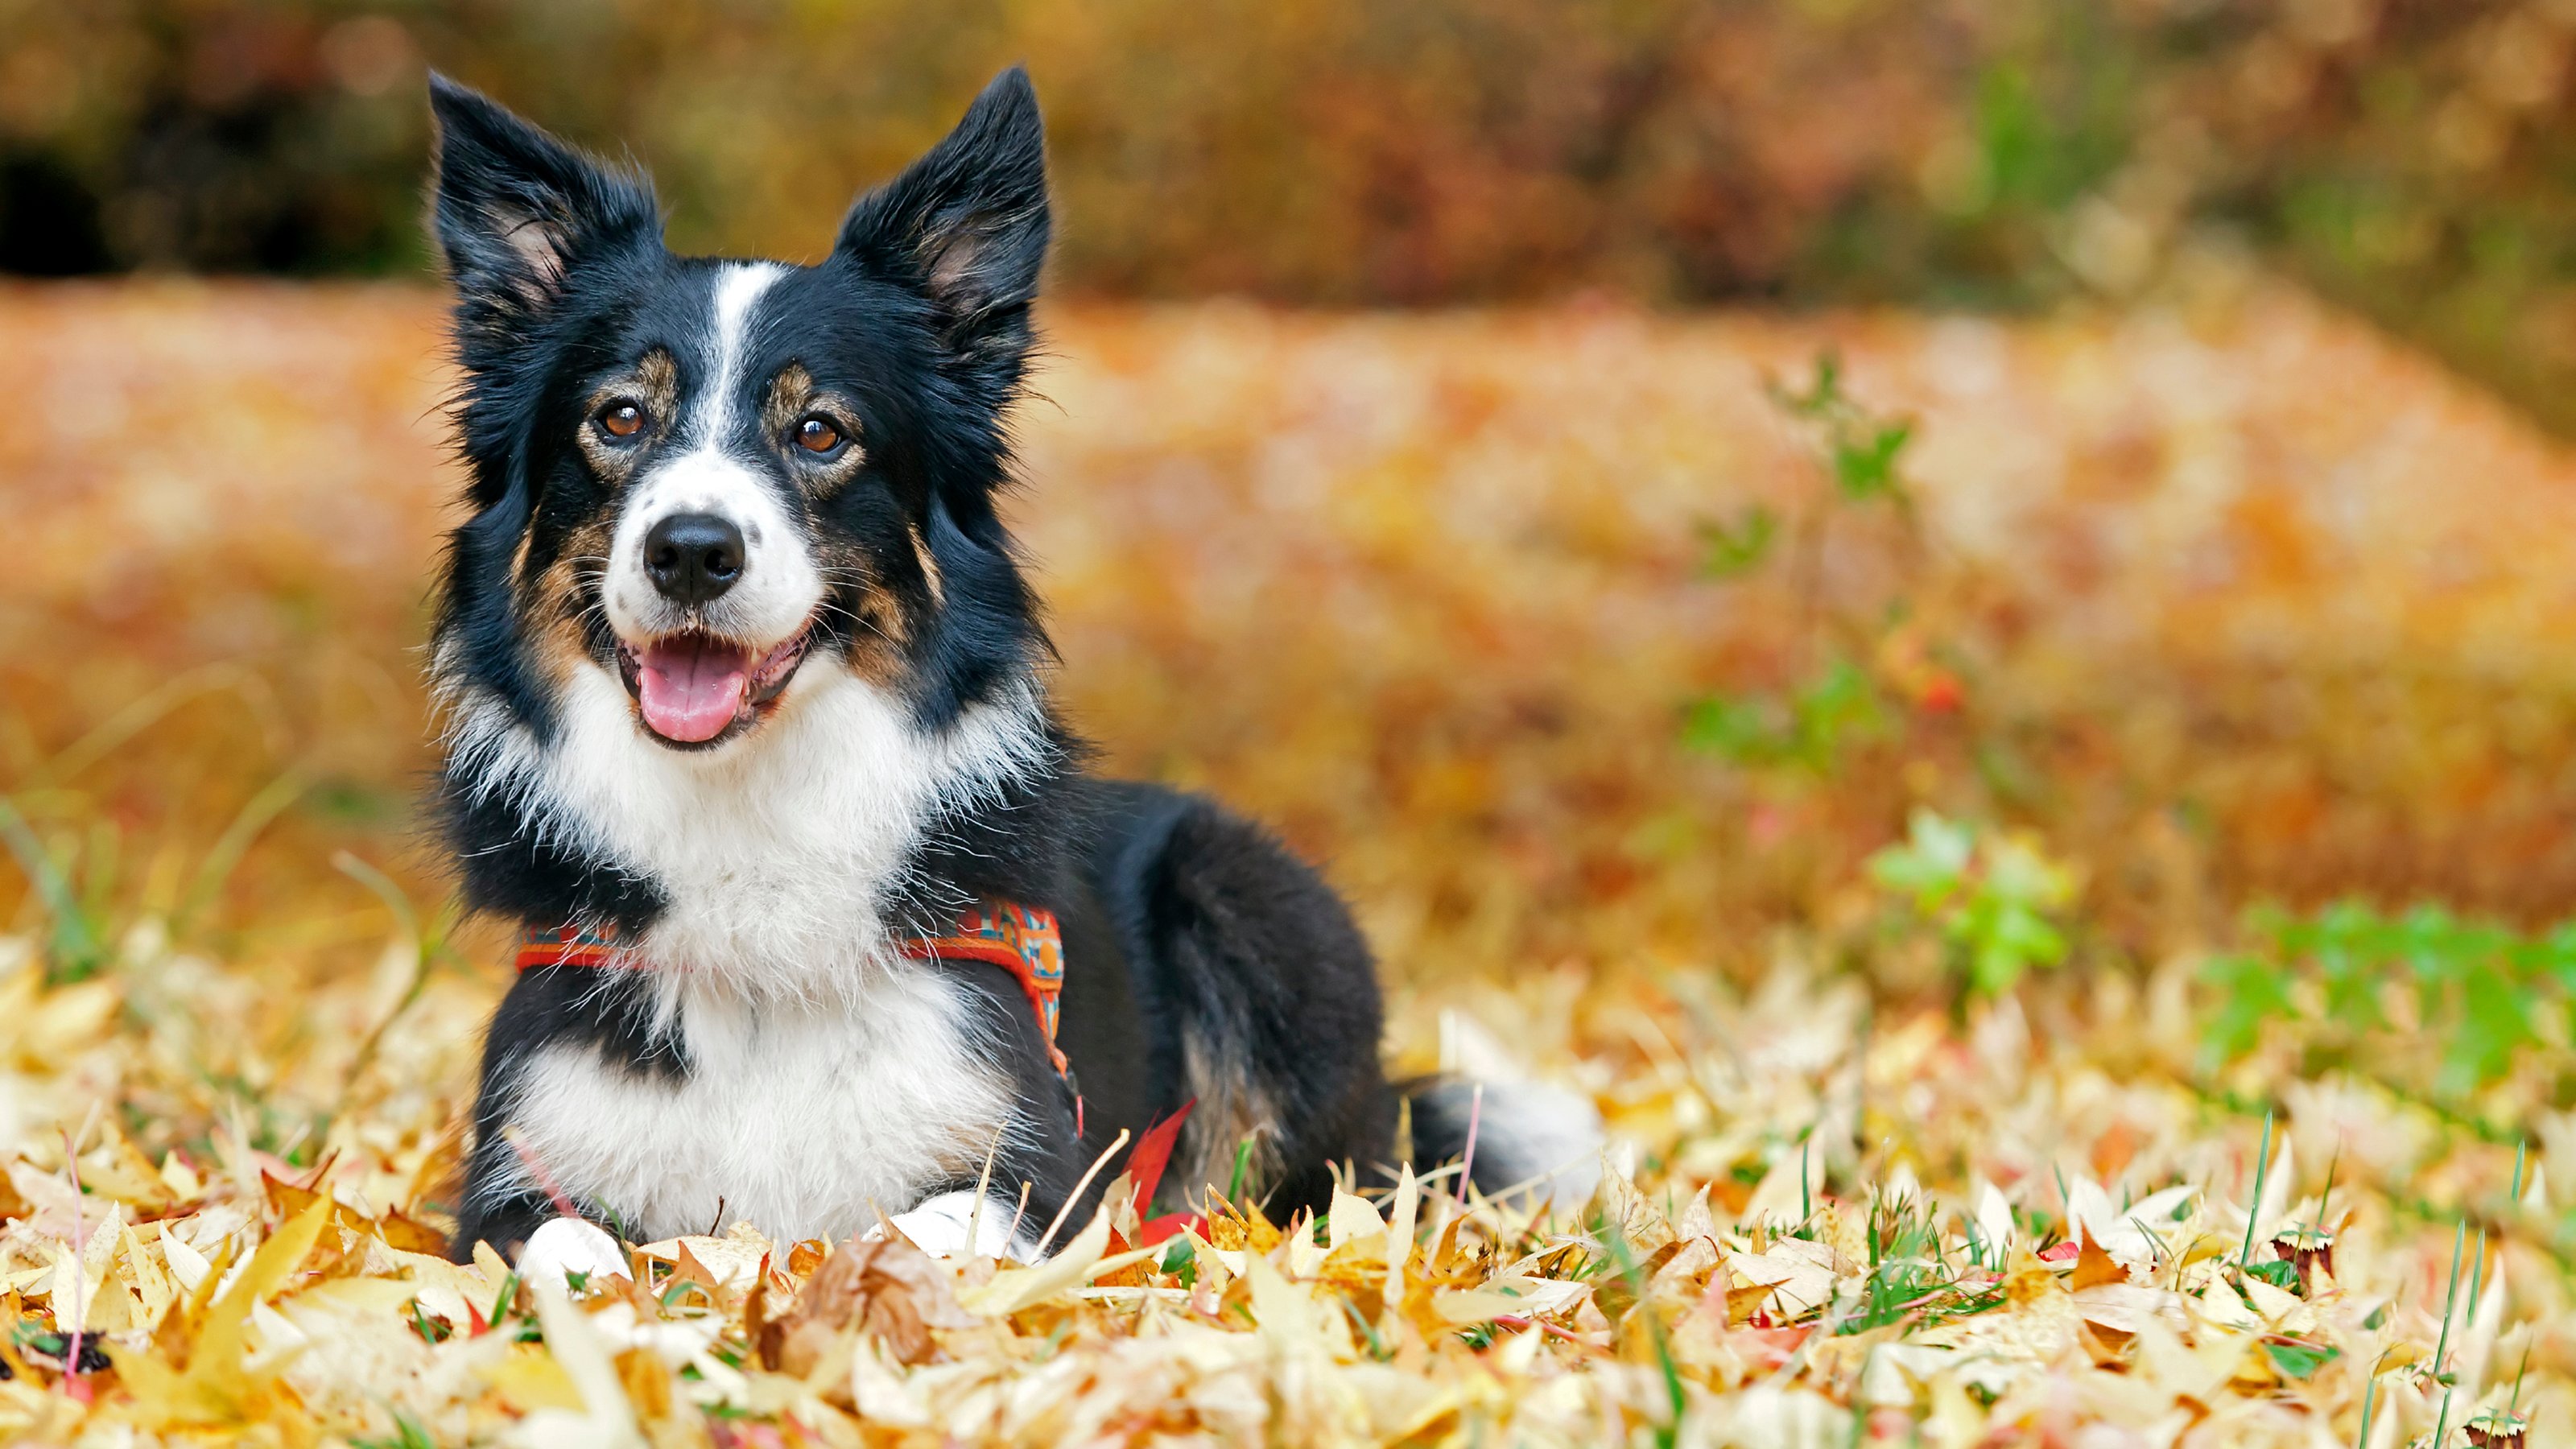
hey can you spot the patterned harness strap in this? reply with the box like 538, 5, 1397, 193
894, 903, 1069, 1076
516, 901, 1070, 1076
514, 924, 625, 972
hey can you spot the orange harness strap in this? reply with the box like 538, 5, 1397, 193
893, 902, 1069, 1076
517, 900, 1070, 1076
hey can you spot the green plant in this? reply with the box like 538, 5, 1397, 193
1869, 809, 2077, 997
1696, 505, 1778, 579
0, 795, 104, 982
353, 1410, 439, 1449
1840, 1190, 1991, 1335
2199, 900, 2573, 1100
1766, 355, 1917, 509
2260, 1340, 2337, 1379
1684, 353, 1940, 780
1683, 658, 1889, 773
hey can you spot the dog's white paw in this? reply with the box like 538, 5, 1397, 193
877, 1191, 1031, 1261
517, 1216, 632, 1292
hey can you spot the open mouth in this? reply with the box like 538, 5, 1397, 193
613, 627, 812, 745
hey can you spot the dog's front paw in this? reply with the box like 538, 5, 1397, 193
878, 1191, 1030, 1261
517, 1216, 632, 1292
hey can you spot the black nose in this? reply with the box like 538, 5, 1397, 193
642, 513, 745, 605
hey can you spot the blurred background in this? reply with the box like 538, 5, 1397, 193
8, 0, 2576, 1120
11, 1, 2576, 427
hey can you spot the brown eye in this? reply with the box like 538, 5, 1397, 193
598, 402, 646, 439
795, 417, 843, 455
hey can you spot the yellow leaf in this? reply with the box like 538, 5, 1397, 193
1430, 1287, 1529, 1325
198, 1190, 334, 1376
514, 1276, 646, 1446
120, 1224, 176, 1331
1327, 1187, 1385, 1251
1245, 1249, 1324, 1344
80, 1129, 175, 1212
20, 980, 118, 1067
287, 1277, 427, 1316
123, 1190, 334, 1428
1384, 1163, 1420, 1284
959, 1209, 1117, 1316
485, 1342, 588, 1413
158, 1151, 203, 1202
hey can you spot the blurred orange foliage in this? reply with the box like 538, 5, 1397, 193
7, 279, 2576, 993
12, 2, 2576, 431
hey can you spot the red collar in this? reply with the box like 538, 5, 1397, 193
517, 900, 1068, 1075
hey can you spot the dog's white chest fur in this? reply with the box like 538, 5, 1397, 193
507, 974, 1011, 1243
448, 651, 1049, 997
446, 651, 1055, 1240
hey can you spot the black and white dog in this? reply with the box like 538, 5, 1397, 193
424, 67, 1596, 1264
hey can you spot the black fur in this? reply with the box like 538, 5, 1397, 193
456, 967, 686, 1252
423, 68, 1512, 1264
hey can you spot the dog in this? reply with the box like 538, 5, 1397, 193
423, 65, 1600, 1264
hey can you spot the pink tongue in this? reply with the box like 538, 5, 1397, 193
636, 638, 752, 742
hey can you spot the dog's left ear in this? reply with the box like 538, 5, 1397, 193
836, 67, 1050, 368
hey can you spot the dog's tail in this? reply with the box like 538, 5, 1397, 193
1398, 1073, 1604, 1210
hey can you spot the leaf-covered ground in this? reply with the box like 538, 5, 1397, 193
3, 279, 2576, 1444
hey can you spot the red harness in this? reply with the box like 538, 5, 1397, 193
517, 900, 1069, 1075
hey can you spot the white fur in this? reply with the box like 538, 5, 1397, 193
605, 450, 819, 648
496, 971, 1028, 1244
604, 262, 819, 649
1471, 1078, 1607, 1208
879, 1189, 1038, 1260
516, 1216, 632, 1291
445, 593, 1055, 1242
1412, 1074, 1606, 1210
448, 658, 1049, 1005
695, 264, 776, 445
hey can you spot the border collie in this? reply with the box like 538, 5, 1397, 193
423, 66, 1599, 1264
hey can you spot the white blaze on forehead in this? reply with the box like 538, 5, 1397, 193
604, 259, 819, 652
693, 262, 786, 445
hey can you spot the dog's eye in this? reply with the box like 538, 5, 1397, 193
794, 417, 844, 456
597, 402, 647, 440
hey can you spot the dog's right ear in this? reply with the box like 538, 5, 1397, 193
427, 73, 658, 320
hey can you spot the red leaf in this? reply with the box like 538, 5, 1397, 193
1125, 1100, 1196, 1221
1137, 1212, 1204, 1246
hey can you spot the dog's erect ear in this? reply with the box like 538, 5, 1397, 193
427, 73, 658, 317
836, 67, 1050, 351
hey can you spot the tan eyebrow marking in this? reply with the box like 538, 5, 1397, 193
575, 348, 679, 485
761, 361, 868, 493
